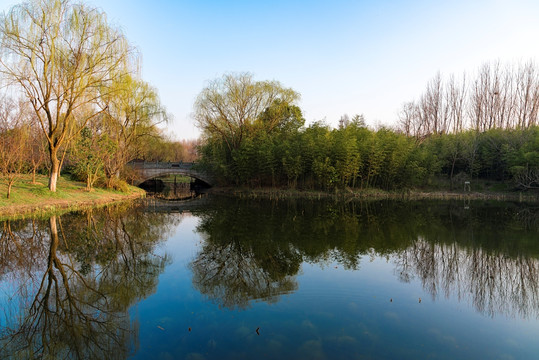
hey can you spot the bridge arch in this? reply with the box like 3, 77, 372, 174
128, 161, 214, 187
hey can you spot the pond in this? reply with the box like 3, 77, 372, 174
1, 196, 538, 359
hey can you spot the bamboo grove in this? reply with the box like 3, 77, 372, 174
196, 69, 539, 191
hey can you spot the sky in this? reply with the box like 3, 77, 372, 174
1, 0, 538, 140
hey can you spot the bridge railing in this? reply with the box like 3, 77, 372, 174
128, 161, 196, 170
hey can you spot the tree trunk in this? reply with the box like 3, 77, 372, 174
7, 180, 13, 199
49, 147, 60, 192
48, 216, 60, 274
49, 215, 58, 243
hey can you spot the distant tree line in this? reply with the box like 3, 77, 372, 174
196, 71, 539, 191
0, 0, 194, 197
398, 60, 539, 136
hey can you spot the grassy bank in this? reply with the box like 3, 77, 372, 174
208, 186, 539, 203
0, 175, 145, 220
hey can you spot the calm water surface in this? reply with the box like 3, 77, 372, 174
1, 197, 538, 359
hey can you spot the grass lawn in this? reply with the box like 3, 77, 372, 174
0, 174, 145, 219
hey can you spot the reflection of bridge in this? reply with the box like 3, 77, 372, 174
143, 196, 211, 213
128, 161, 213, 186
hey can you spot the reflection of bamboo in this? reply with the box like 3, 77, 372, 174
515, 208, 539, 230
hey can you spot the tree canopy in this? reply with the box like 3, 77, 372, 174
194, 73, 300, 152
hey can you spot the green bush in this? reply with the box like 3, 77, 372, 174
108, 178, 130, 193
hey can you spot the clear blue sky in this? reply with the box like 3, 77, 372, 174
1, 0, 538, 140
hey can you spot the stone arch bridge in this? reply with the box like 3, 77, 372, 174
128, 161, 213, 187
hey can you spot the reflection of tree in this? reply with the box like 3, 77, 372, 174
0, 219, 48, 281
0, 204, 176, 359
191, 239, 298, 309
515, 206, 539, 231
190, 199, 421, 309
58, 204, 178, 309
191, 205, 300, 309
395, 238, 539, 318
2, 216, 130, 359
191, 197, 539, 317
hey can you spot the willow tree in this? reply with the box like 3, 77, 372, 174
194, 73, 300, 152
0, 0, 133, 191
100, 75, 167, 187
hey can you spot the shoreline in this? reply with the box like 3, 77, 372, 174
207, 187, 539, 203
4, 180, 536, 221
0, 175, 146, 220
0, 191, 145, 220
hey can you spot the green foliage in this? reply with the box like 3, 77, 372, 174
71, 127, 114, 190
503, 127, 539, 189
199, 97, 539, 193
98, 177, 130, 193
256, 99, 305, 135
194, 73, 300, 153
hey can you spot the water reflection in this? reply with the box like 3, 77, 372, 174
0, 204, 178, 359
1, 197, 538, 359
190, 210, 300, 309
395, 239, 539, 318
191, 198, 539, 318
